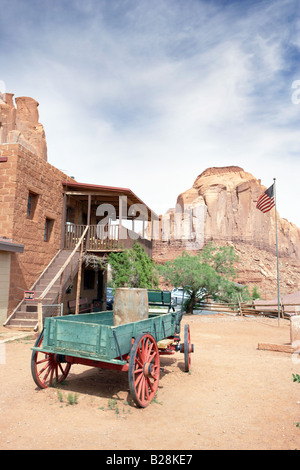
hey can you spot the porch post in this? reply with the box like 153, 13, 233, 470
119, 195, 123, 229
87, 194, 91, 250
87, 194, 91, 225
119, 195, 127, 240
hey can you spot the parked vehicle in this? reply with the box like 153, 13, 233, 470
171, 287, 207, 307
106, 287, 114, 310
171, 288, 191, 306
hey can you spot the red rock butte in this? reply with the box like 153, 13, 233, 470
153, 166, 300, 298
0, 93, 47, 161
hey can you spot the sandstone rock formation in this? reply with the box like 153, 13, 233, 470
153, 166, 300, 299
0, 93, 47, 160
160, 166, 300, 259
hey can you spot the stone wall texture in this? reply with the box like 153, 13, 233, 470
0, 143, 68, 313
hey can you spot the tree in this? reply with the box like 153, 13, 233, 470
108, 242, 159, 289
251, 286, 261, 300
159, 243, 245, 313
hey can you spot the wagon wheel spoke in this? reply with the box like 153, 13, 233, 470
148, 350, 157, 363
138, 377, 146, 402
146, 376, 155, 392
58, 362, 67, 376
36, 357, 50, 366
144, 379, 149, 401
129, 333, 160, 408
38, 360, 51, 375
31, 332, 71, 389
143, 344, 153, 362
134, 369, 144, 386
43, 361, 53, 382
135, 352, 144, 369
145, 340, 154, 361
49, 364, 55, 385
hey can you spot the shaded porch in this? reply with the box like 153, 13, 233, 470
62, 180, 158, 257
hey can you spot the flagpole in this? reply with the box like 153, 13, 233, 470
273, 178, 281, 325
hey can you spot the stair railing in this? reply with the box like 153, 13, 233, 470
3, 250, 63, 328
36, 225, 89, 332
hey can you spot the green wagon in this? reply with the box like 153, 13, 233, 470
31, 309, 194, 408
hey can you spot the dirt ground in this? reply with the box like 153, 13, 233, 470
0, 315, 300, 451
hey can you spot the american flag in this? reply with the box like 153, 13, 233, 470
256, 184, 275, 213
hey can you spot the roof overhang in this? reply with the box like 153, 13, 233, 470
62, 180, 159, 221
0, 239, 24, 253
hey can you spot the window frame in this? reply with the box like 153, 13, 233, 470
27, 191, 38, 219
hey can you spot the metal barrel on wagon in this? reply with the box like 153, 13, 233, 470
113, 288, 149, 326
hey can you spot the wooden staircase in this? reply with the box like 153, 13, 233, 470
4, 249, 80, 330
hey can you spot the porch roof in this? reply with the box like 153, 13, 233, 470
62, 180, 158, 221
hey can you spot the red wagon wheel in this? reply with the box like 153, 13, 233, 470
180, 324, 193, 372
31, 332, 71, 389
128, 333, 160, 408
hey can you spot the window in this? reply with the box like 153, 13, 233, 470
44, 218, 54, 242
27, 192, 38, 219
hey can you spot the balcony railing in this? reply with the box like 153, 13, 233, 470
64, 223, 152, 256
64, 224, 119, 251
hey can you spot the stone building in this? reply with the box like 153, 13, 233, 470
0, 93, 156, 329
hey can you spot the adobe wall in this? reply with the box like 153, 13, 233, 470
0, 143, 68, 314
0, 144, 18, 238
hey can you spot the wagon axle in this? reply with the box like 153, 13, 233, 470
164, 324, 194, 372
143, 362, 155, 378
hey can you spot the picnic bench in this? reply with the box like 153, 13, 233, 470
68, 297, 92, 314
147, 289, 175, 312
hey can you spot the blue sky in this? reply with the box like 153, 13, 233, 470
0, 0, 299, 226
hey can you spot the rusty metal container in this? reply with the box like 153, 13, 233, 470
113, 288, 149, 326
